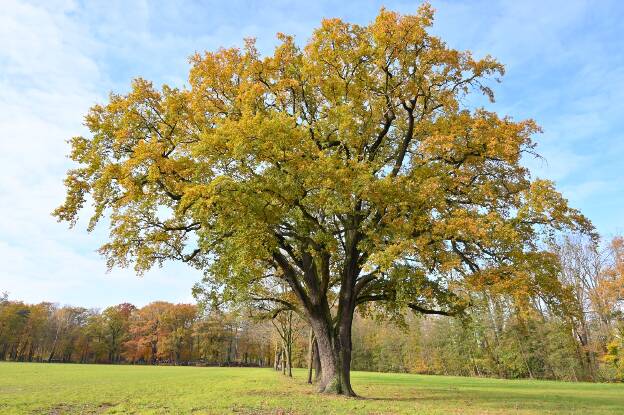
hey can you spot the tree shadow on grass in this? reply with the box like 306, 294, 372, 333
355, 388, 623, 414
360, 395, 449, 402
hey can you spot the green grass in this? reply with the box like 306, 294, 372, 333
0, 362, 623, 414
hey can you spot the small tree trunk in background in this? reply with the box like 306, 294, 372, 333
286, 343, 293, 377
27, 342, 35, 362
307, 328, 314, 384
274, 345, 280, 371
48, 327, 60, 363
313, 339, 322, 382
272, 310, 295, 377
47, 346, 55, 362
285, 312, 293, 377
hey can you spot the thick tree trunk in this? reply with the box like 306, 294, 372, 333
308, 310, 356, 396
273, 229, 361, 396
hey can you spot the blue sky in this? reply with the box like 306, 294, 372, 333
1, 0, 622, 308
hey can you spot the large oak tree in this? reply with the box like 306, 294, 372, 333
55, 5, 592, 395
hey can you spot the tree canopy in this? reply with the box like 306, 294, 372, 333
54, 4, 592, 395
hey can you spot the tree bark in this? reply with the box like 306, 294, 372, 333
48, 326, 60, 363
308, 309, 356, 396
286, 346, 293, 377
312, 338, 321, 383
307, 328, 314, 384
274, 345, 281, 371
281, 348, 286, 375
272, 229, 361, 395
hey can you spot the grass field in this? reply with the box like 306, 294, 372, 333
1, 363, 623, 414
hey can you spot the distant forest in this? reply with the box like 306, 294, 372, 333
2, 236, 623, 382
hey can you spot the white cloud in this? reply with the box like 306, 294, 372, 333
0, 0, 201, 307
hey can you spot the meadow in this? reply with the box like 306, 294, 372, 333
1, 362, 623, 414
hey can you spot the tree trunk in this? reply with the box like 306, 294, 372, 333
312, 338, 322, 382
286, 344, 293, 377
307, 329, 314, 384
273, 230, 361, 396
48, 326, 60, 363
274, 345, 281, 371
308, 310, 356, 396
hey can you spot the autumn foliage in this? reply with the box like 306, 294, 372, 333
54, 5, 593, 394
0, 299, 272, 366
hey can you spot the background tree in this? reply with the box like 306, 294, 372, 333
54, 4, 592, 395
101, 303, 134, 363
602, 237, 624, 379
161, 303, 197, 364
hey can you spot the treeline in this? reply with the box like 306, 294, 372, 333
2, 236, 623, 381
0, 299, 273, 366
350, 236, 624, 382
